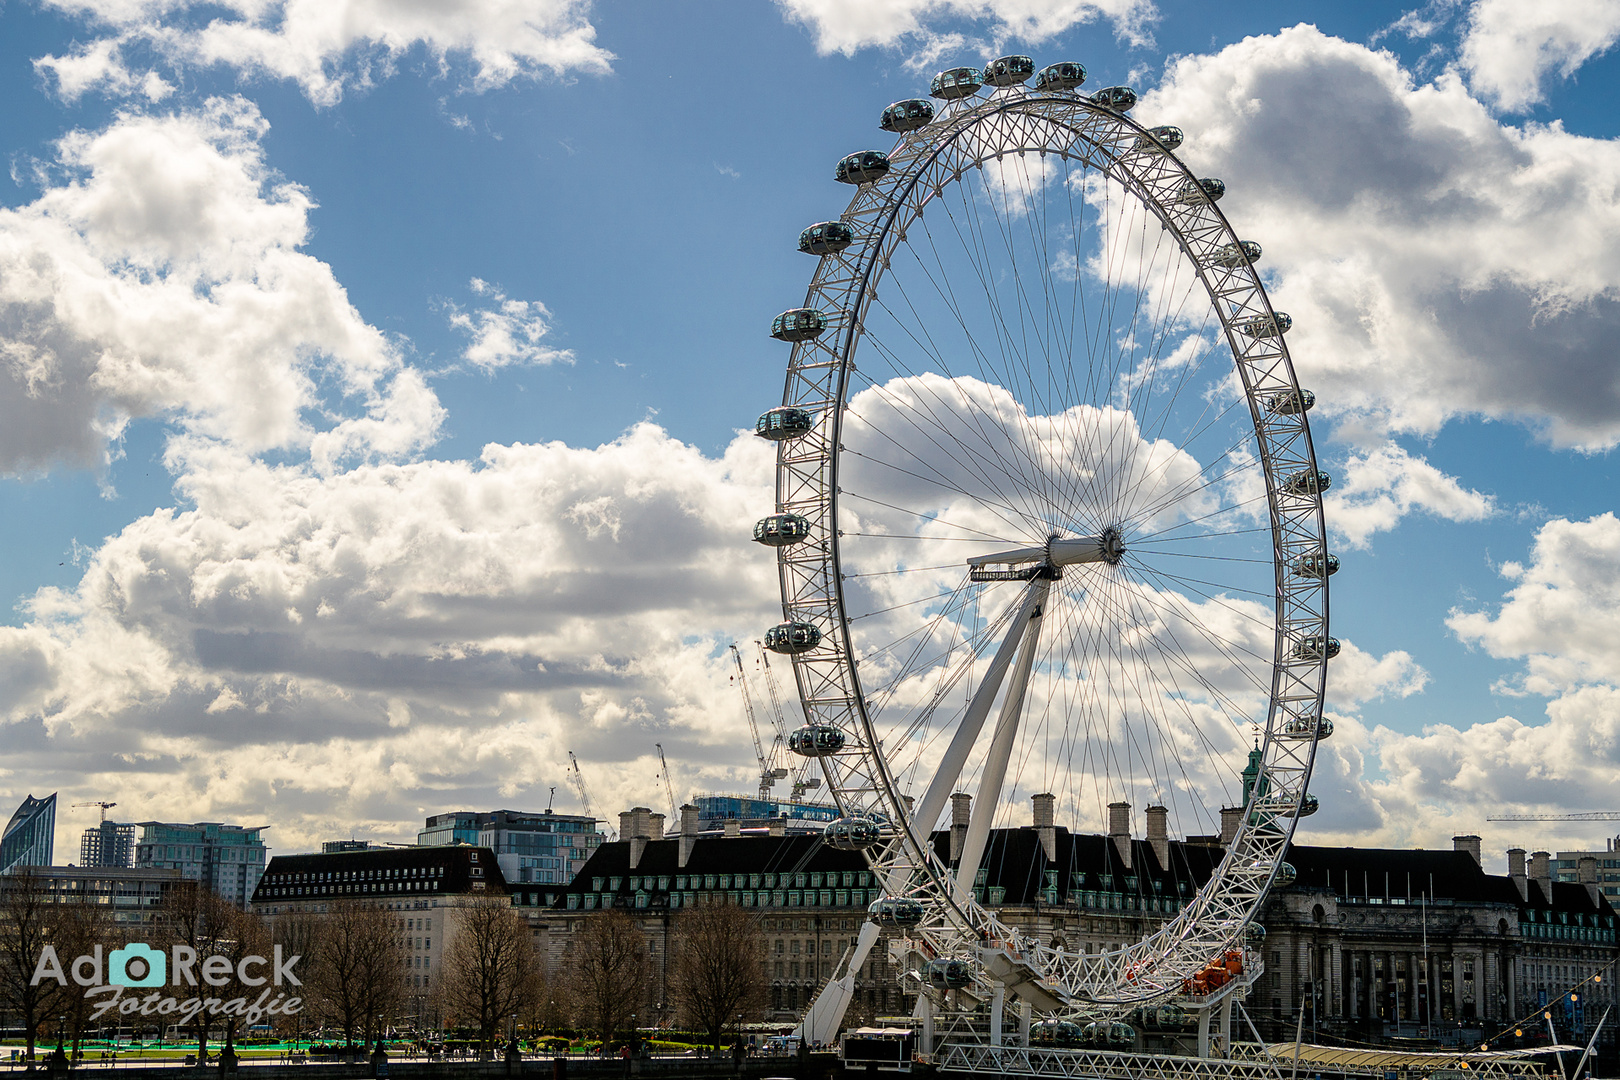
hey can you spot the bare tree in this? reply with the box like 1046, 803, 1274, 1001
212, 906, 273, 1048
155, 882, 252, 1063
0, 872, 67, 1063
565, 910, 649, 1053
268, 911, 321, 1043
438, 898, 541, 1056
51, 900, 118, 1058
669, 901, 766, 1055
299, 901, 407, 1052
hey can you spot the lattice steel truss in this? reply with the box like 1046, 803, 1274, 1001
770, 78, 1330, 1010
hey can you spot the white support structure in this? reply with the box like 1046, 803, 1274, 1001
911, 581, 1047, 839
954, 576, 1051, 901
936, 1045, 1556, 1080
797, 920, 882, 1046
1184, 958, 1264, 1059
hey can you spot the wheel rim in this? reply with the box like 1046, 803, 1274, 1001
765, 72, 1331, 1010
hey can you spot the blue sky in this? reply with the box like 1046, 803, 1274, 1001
2, 0, 1619, 860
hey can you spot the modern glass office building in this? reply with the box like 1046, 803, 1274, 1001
417, 809, 604, 884
134, 821, 268, 908
0, 793, 56, 873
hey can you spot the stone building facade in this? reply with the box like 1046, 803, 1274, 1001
537, 800, 1619, 1049
1252, 839, 1619, 1051
532, 806, 907, 1024
250, 843, 510, 1012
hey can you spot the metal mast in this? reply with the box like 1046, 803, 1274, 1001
730, 643, 775, 801
567, 751, 613, 839
754, 642, 799, 798
654, 742, 679, 820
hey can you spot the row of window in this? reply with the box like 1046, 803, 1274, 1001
265, 878, 468, 898
1522, 921, 1614, 943
590, 870, 874, 892
569, 888, 875, 911
1525, 908, 1613, 927
265, 865, 447, 885
138, 845, 264, 862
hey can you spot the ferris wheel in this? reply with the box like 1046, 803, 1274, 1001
753, 55, 1336, 1015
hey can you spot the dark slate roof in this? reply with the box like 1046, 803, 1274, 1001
251, 844, 507, 905
552, 827, 1224, 913
548, 828, 1615, 926
934, 828, 1225, 906
556, 834, 865, 898
1281, 846, 1515, 904
1276, 845, 1616, 921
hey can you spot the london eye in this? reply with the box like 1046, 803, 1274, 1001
752, 54, 1336, 1024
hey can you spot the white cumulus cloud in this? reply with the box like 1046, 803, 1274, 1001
449, 279, 575, 371
0, 98, 436, 476
1459, 0, 1620, 111
775, 0, 1157, 59
1325, 441, 1495, 549
0, 423, 779, 851
1448, 511, 1620, 693
1141, 25, 1620, 451
1294, 513, 1620, 850
36, 0, 614, 106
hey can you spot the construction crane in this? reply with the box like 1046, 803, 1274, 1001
73, 801, 116, 822
567, 751, 615, 839
1487, 812, 1620, 821
730, 643, 780, 801
756, 642, 819, 802
654, 743, 679, 821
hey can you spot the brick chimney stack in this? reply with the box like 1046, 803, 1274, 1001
949, 793, 972, 864
1507, 847, 1528, 901
1579, 856, 1600, 904
626, 807, 656, 869
1108, 801, 1132, 870
1031, 792, 1057, 863
678, 804, 699, 868
1530, 850, 1553, 901
1146, 805, 1170, 868
1220, 807, 1243, 846
1452, 835, 1482, 867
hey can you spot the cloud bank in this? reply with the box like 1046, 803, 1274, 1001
0, 98, 433, 476
775, 0, 1158, 61
36, 0, 614, 106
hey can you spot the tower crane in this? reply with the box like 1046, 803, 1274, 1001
1487, 812, 1620, 821
756, 642, 818, 802
654, 743, 679, 821
73, 801, 116, 822
729, 643, 780, 801
568, 751, 616, 839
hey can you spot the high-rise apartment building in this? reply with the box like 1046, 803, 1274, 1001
417, 809, 603, 884
80, 820, 136, 868
134, 821, 268, 908
0, 793, 56, 873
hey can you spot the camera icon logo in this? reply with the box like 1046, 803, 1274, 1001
108, 943, 166, 988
